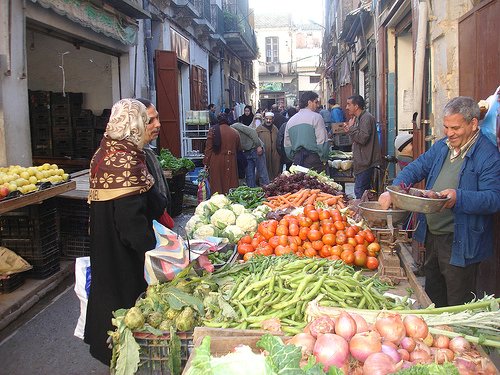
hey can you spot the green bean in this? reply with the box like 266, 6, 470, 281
232, 275, 252, 299
235, 301, 248, 319
238, 277, 272, 300
301, 273, 327, 300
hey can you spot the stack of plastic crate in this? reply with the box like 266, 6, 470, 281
93, 108, 111, 151
29, 90, 53, 156
73, 110, 95, 158
0, 200, 60, 279
51, 93, 74, 157
56, 198, 90, 259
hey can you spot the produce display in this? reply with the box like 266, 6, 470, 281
264, 189, 345, 210
393, 183, 447, 200
158, 149, 195, 173
0, 163, 69, 199
227, 186, 266, 209
263, 169, 343, 197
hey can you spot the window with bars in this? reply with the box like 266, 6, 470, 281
265, 37, 279, 63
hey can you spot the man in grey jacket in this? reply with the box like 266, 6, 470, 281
344, 95, 382, 198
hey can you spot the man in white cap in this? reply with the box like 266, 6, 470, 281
257, 112, 281, 180
394, 133, 413, 171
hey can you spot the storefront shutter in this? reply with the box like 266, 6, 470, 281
155, 50, 181, 156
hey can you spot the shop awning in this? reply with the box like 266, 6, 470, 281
339, 5, 371, 45
30, 0, 140, 45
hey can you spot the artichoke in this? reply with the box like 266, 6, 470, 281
147, 311, 163, 328
159, 320, 174, 331
175, 306, 195, 332
164, 307, 180, 321
124, 307, 145, 330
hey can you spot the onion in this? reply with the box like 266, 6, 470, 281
399, 337, 416, 352
335, 311, 357, 341
309, 316, 335, 338
287, 333, 316, 357
454, 357, 478, 375
362, 352, 401, 375
381, 343, 402, 363
313, 333, 349, 371
375, 313, 406, 344
433, 334, 450, 349
414, 340, 431, 355
403, 315, 428, 339
350, 312, 369, 333
434, 348, 454, 364
410, 349, 431, 364
397, 348, 410, 361
423, 332, 434, 347
449, 337, 471, 354
349, 331, 382, 363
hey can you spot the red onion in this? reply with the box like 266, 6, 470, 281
375, 313, 406, 344
362, 352, 401, 375
434, 348, 454, 364
382, 341, 398, 349
313, 333, 349, 371
349, 331, 382, 363
414, 340, 431, 355
433, 334, 450, 349
335, 311, 357, 341
399, 336, 416, 352
350, 312, 369, 333
403, 315, 428, 339
287, 333, 316, 357
454, 357, 478, 375
410, 349, 431, 364
381, 343, 402, 363
309, 316, 335, 338
397, 348, 410, 361
449, 336, 471, 354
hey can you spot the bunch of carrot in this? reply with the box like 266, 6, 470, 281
264, 188, 345, 210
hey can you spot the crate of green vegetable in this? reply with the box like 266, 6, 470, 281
159, 149, 195, 175
207, 244, 237, 269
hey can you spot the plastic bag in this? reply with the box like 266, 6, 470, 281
0, 247, 32, 276
74, 256, 91, 339
197, 168, 211, 203
479, 86, 500, 147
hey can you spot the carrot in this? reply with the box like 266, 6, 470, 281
336, 200, 345, 209
295, 191, 311, 206
263, 201, 276, 208
305, 193, 317, 206
326, 197, 338, 205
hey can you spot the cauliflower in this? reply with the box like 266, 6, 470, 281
195, 201, 210, 217
221, 225, 245, 243
193, 224, 219, 239
185, 215, 206, 237
252, 205, 271, 222
236, 213, 258, 233
229, 203, 246, 216
206, 194, 230, 213
210, 208, 236, 230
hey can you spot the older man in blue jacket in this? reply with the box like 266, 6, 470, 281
379, 96, 500, 307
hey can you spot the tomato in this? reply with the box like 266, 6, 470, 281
331, 245, 343, 257
307, 229, 322, 241
258, 221, 276, 240
341, 243, 354, 253
319, 245, 332, 258
322, 223, 336, 235
278, 235, 289, 246
276, 225, 289, 236
357, 230, 366, 239
355, 244, 368, 253
255, 242, 273, 256
289, 236, 302, 246
302, 241, 312, 250
238, 243, 254, 255
318, 210, 331, 221
296, 251, 305, 257
240, 235, 252, 244
347, 237, 358, 248
243, 252, 254, 262
299, 216, 313, 227
268, 236, 280, 249
304, 247, 318, 257
310, 222, 320, 231
303, 204, 315, 216
335, 233, 347, 245
351, 225, 361, 233
299, 227, 310, 240
366, 256, 379, 270
327, 255, 341, 261
354, 234, 365, 244
367, 242, 381, 253
340, 250, 355, 265
365, 230, 376, 243
345, 227, 356, 238
289, 242, 298, 252
251, 237, 260, 249
288, 223, 299, 236
312, 240, 324, 251
288, 217, 299, 227
307, 210, 320, 222
279, 218, 289, 227
353, 250, 367, 267
322, 233, 336, 246
334, 221, 345, 231
275, 245, 292, 256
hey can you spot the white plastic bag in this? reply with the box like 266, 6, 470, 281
74, 256, 91, 339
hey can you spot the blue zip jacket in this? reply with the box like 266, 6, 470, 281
393, 133, 500, 267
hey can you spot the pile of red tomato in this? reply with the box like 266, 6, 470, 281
237, 204, 380, 269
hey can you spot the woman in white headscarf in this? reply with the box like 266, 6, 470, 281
84, 99, 165, 365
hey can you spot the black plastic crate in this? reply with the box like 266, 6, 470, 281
29, 90, 51, 107
52, 115, 71, 127
73, 149, 94, 159
75, 128, 94, 138
328, 168, 353, 178
73, 110, 95, 129
31, 112, 52, 126
32, 143, 53, 156
0, 273, 25, 294
60, 234, 90, 259
28, 255, 60, 279
31, 126, 52, 141
51, 104, 71, 118
57, 198, 90, 221
94, 115, 109, 130
0, 200, 58, 238
94, 130, 105, 148
1, 238, 59, 276
50, 92, 70, 106
52, 126, 73, 140
333, 133, 352, 147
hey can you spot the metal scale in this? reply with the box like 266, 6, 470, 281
358, 202, 414, 283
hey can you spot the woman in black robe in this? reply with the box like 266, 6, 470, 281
84, 99, 163, 365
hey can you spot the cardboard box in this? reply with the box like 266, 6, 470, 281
331, 122, 347, 134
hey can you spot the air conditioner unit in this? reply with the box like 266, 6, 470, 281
266, 64, 280, 74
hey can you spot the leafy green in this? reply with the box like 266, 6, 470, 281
395, 362, 459, 374
165, 287, 205, 315
168, 327, 182, 375
115, 326, 140, 375
256, 334, 326, 375
159, 149, 195, 173
184, 336, 213, 375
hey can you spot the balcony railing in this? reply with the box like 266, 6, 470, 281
211, 4, 225, 36
222, 4, 257, 59
193, 0, 211, 21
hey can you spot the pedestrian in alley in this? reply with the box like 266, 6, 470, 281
379, 96, 500, 307
271, 103, 287, 129
85, 99, 164, 365
343, 94, 382, 198
238, 105, 254, 125
257, 112, 281, 180
208, 103, 218, 125
329, 98, 345, 124
284, 91, 330, 172
249, 112, 263, 129
203, 113, 241, 194
277, 107, 296, 172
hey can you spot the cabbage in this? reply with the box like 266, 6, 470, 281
193, 224, 219, 239
229, 203, 246, 216
210, 208, 236, 230
221, 225, 245, 243
235, 213, 258, 233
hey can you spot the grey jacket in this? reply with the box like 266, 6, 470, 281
347, 110, 382, 174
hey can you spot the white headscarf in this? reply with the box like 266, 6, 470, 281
105, 99, 149, 149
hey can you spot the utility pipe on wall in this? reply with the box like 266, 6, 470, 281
413, 1, 428, 131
